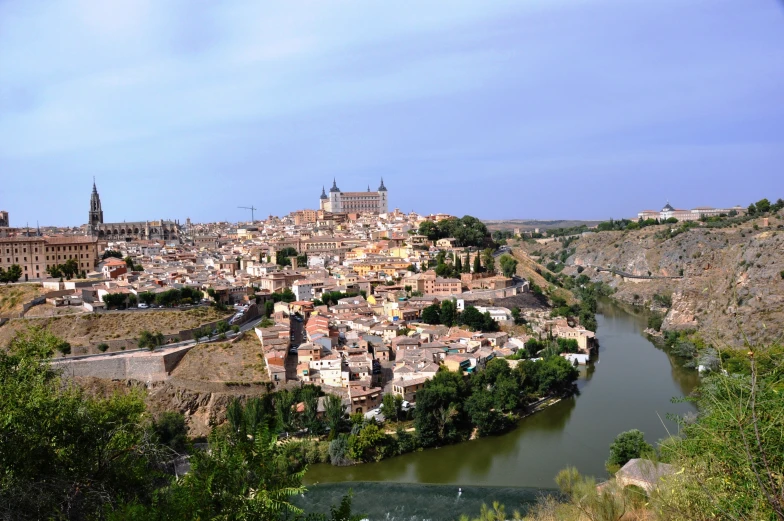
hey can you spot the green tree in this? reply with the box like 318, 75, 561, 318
465, 389, 508, 437
102, 249, 122, 259
473, 253, 482, 273
102, 292, 128, 309
138, 291, 156, 306
440, 299, 457, 327
153, 412, 189, 454
380, 393, 403, 423
656, 352, 784, 519
324, 394, 346, 440
499, 254, 518, 277
119, 421, 307, 519
56, 340, 71, 357
138, 330, 165, 350
0, 328, 165, 520
606, 429, 654, 470
421, 304, 441, 325
482, 248, 496, 275
755, 198, 771, 213
216, 320, 230, 334
347, 423, 390, 462
0, 264, 23, 283
454, 255, 463, 273
414, 369, 469, 447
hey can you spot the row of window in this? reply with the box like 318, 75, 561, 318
3, 244, 92, 254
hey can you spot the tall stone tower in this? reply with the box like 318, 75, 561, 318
88, 179, 104, 228
329, 178, 341, 213
319, 186, 329, 211
378, 177, 388, 213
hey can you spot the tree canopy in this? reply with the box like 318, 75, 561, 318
418, 216, 494, 248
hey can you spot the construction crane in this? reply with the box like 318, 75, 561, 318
238, 205, 258, 223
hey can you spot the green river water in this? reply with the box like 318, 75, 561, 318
296, 300, 699, 520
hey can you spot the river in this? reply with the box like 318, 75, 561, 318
296, 300, 699, 519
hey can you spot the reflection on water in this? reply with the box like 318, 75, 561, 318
294, 482, 550, 521
305, 299, 698, 490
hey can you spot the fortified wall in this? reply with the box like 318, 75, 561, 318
51, 345, 194, 382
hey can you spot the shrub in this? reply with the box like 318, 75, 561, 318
96, 343, 109, 353
606, 429, 654, 471
328, 435, 352, 466
647, 313, 664, 332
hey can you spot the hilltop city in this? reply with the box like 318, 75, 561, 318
0, 178, 604, 414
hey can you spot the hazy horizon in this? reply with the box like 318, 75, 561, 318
2, 1, 783, 226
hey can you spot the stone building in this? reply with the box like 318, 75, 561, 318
637, 202, 746, 222
319, 178, 388, 214
0, 210, 8, 228
85, 181, 181, 242
0, 235, 99, 281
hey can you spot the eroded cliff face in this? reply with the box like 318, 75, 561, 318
76, 377, 267, 437
526, 214, 784, 348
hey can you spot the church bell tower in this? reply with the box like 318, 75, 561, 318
88, 178, 104, 227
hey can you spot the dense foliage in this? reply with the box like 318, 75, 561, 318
606, 429, 654, 471
0, 264, 22, 283
0, 329, 360, 520
417, 216, 494, 248
415, 359, 578, 447
0, 329, 170, 520
420, 303, 499, 332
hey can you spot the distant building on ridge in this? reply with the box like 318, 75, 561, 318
319, 178, 388, 214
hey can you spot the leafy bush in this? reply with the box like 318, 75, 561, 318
647, 313, 664, 331
606, 429, 654, 471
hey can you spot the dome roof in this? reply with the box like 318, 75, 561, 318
330, 178, 341, 193
662, 202, 674, 212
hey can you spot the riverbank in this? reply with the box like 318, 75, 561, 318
303, 300, 697, 488
292, 482, 550, 521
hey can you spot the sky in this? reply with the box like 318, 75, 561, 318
1, 0, 783, 226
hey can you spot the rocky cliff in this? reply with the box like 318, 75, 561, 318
76, 377, 269, 438
521, 213, 784, 348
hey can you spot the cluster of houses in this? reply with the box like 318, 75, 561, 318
252, 292, 597, 414
11, 206, 596, 414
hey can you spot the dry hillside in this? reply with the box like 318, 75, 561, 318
77, 376, 267, 438
519, 212, 784, 348
170, 333, 267, 385
0, 306, 231, 349
0, 284, 47, 318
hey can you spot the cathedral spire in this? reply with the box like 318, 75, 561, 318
378, 177, 387, 192
320, 186, 328, 200
88, 179, 104, 227
330, 178, 341, 193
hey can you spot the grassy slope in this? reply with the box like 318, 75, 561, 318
0, 306, 231, 348
0, 284, 48, 318
171, 334, 267, 384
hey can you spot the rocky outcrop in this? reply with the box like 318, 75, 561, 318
524, 214, 784, 348
75, 377, 268, 438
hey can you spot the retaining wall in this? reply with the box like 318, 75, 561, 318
52, 345, 195, 381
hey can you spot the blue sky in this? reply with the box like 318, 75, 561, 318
1, 0, 783, 226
